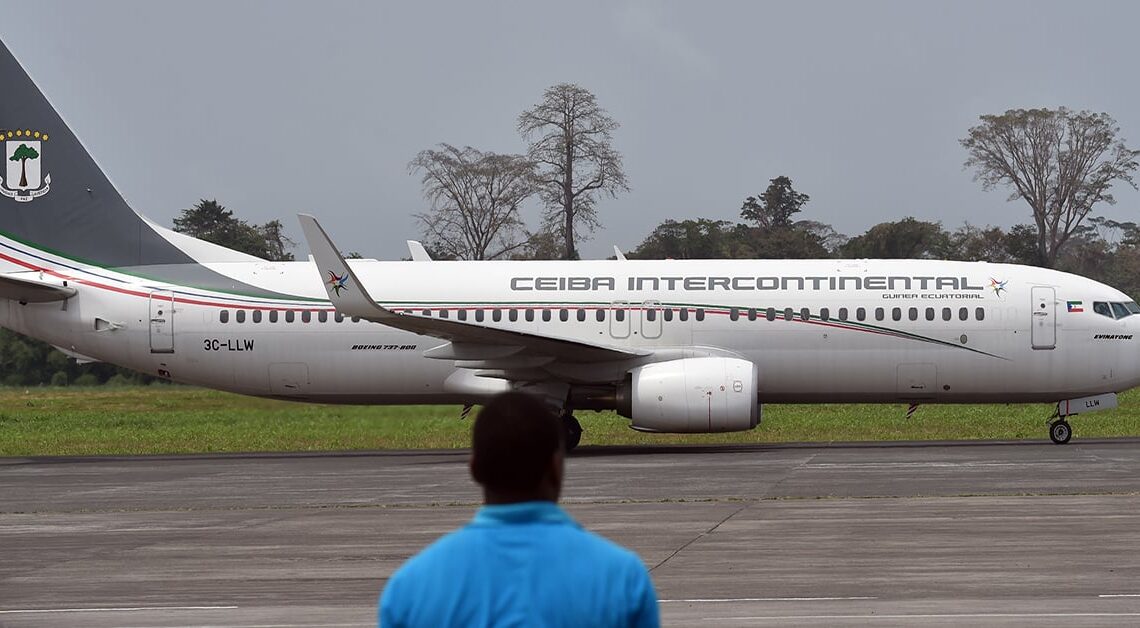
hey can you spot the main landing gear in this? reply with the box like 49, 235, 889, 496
1048, 419, 1072, 445
560, 410, 583, 452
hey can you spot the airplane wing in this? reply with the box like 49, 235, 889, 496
0, 272, 77, 303
297, 214, 648, 365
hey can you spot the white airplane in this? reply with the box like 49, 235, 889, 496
1, 40, 1136, 449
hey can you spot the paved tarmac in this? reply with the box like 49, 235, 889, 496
2, 439, 1140, 627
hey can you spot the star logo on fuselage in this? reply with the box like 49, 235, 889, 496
327, 270, 349, 297
989, 277, 1008, 299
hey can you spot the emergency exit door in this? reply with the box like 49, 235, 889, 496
1031, 286, 1056, 350
149, 290, 175, 353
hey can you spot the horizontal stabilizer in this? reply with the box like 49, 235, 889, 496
0, 272, 77, 303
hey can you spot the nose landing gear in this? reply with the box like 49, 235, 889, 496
1048, 419, 1072, 445
1048, 393, 1119, 445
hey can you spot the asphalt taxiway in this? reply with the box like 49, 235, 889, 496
2, 439, 1140, 627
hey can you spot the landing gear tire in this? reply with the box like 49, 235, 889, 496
1049, 420, 1072, 445
561, 414, 583, 451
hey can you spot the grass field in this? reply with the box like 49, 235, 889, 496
1, 386, 1139, 457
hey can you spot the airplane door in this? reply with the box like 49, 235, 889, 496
641, 301, 662, 339
148, 291, 175, 354
609, 301, 630, 339
1031, 286, 1056, 350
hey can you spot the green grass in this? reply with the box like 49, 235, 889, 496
1, 386, 1139, 457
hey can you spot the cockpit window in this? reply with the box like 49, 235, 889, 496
1112, 302, 1131, 319
1093, 302, 1113, 318
1127, 302, 1140, 315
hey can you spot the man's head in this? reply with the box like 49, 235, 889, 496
470, 392, 565, 504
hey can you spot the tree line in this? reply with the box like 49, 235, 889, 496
1, 92, 1137, 386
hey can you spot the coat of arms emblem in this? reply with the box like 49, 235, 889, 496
1, 129, 51, 202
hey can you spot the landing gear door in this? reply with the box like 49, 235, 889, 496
1031, 286, 1056, 350
149, 290, 175, 354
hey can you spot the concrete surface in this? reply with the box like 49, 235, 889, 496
2, 439, 1139, 626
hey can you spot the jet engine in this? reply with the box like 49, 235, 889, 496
617, 357, 760, 433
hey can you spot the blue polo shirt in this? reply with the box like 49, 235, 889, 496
379, 501, 659, 627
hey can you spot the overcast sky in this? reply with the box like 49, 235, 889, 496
2, 1, 1137, 260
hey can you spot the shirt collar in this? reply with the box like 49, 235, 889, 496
471, 501, 576, 527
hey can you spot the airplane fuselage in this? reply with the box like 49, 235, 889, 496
4, 249, 1139, 408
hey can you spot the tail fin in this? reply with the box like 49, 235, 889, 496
0, 38, 193, 268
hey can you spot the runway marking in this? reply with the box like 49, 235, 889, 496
1100, 594, 1140, 597
661, 597, 877, 603
704, 612, 1140, 621
0, 606, 239, 614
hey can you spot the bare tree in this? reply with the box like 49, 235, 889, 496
409, 144, 536, 260
961, 108, 1139, 267
518, 83, 628, 260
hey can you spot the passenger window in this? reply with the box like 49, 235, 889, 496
458, 309, 468, 321
270, 310, 279, 323
1112, 302, 1130, 319
820, 307, 829, 322
747, 308, 757, 321
856, 307, 866, 321
492, 309, 502, 322
783, 308, 793, 321
614, 309, 625, 322
800, 307, 810, 321
250, 310, 260, 323
908, 307, 918, 321
351, 316, 361, 323
318, 311, 328, 323
577, 309, 586, 322
695, 308, 705, 321
646, 309, 657, 322
559, 309, 569, 322
220, 310, 229, 323
976, 307, 985, 321
420, 309, 430, 318
892, 308, 901, 322
766, 307, 776, 321
838, 307, 848, 321
509, 309, 519, 322
729, 307, 740, 321
334, 312, 344, 323
664, 308, 674, 322
942, 307, 951, 321
539, 310, 550, 322
305, 311, 314, 322
596, 309, 605, 322
959, 307, 968, 321
925, 307, 934, 321
679, 308, 689, 322
286, 311, 295, 323
875, 307, 884, 321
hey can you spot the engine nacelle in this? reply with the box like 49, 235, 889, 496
618, 357, 760, 433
